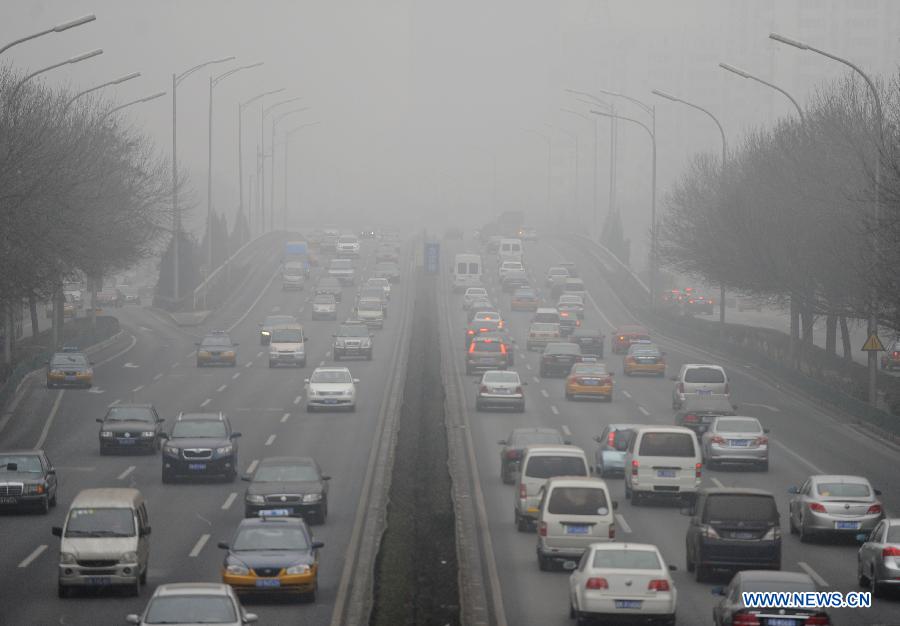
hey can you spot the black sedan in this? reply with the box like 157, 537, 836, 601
674, 394, 737, 435
243, 457, 330, 524
539, 342, 582, 378
161, 413, 241, 483
0, 449, 58, 514
97, 404, 165, 454
712, 570, 830, 626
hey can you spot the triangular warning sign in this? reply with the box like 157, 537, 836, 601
861, 333, 885, 352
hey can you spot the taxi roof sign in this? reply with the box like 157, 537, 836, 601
861, 333, 885, 352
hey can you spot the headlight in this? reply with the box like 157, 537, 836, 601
308, 389, 319, 397
120, 552, 138, 564
343, 389, 354, 396
286, 563, 312, 575
261, 330, 270, 336
141, 431, 155, 438
302, 493, 322, 503
226, 563, 250, 576
24, 483, 46, 495
163, 445, 179, 457
100, 431, 113, 438
245, 494, 265, 505
215, 444, 233, 456
50, 369, 63, 376
198, 350, 211, 357
60, 552, 77, 565
335, 340, 345, 347
224, 351, 235, 357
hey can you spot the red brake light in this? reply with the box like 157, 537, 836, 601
515, 386, 524, 394
755, 436, 768, 446
867, 504, 883, 515
467, 329, 475, 335
809, 502, 826, 513
710, 435, 726, 445
732, 613, 760, 626
882, 546, 900, 557
480, 328, 489, 333
479, 385, 488, 394
607, 432, 616, 447
538, 521, 547, 537
608, 523, 615, 539
695, 462, 702, 478
647, 579, 669, 591
631, 460, 639, 476
585, 577, 608, 590
684, 414, 698, 422
500, 344, 507, 354
506, 450, 519, 460
468, 343, 475, 353
618, 335, 625, 341
519, 483, 527, 499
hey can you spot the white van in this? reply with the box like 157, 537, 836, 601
452, 253, 483, 292
515, 445, 591, 531
624, 426, 702, 505
53, 488, 151, 597
498, 238, 524, 264
671, 364, 730, 409
536, 476, 616, 570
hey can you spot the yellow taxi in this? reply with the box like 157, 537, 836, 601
565, 361, 613, 401
196, 331, 238, 367
46, 348, 93, 388
220, 514, 322, 601
623, 341, 666, 377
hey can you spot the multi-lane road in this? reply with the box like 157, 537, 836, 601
0, 240, 412, 625
438, 235, 899, 626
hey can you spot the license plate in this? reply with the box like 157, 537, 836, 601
582, 379, 600, 385
733, 531, 755, 539
767, 620, 798, 626
323, 399, 338, 404
85, 576, 111, 586
614, 600, 642, 610
657, 470, 676, 478
565, 525, 589, 535
835, 521, 860, 530
263, 508, 292, 516
117, 439, 136, 445
188, 463, 207, 471
697, 389, 712, 396
255, 578, 281, 588
0, 496, 18, 504
65, 376, 76, 382
493, 388, 511, 394
729, 439, 750, 447
638, 358, 656, 364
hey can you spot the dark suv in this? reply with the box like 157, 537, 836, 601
97, 404, 164, 454
160, 413, 241, 483
684, 488, 781, 582
674, 394, 737, 435
569, 329, 605, 358
539, 342, 582, 378
333, 322, 374, 360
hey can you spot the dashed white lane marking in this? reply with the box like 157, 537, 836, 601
108, 399, 121, 408
293, 395, 302, 405
87, 387, 106, 394
264, 434, 276, 446
232, 372, 240, 380
525, 363, 532, 370
771, 441, 827, 474
319, 360, 325, 366
637, 405, 650, 416
34, 390, 65, 449
171, 361, 180, 368
132, 385, 144, 392
216, 384, 227, 392
256, 351, 264, 358
540, 389, 549, 398
244, 362, 253, 368
615, 514, 632, 534
621, 390, 632, 398
123, 362, 139, 368
561, 425, 572, 436
153, 373, 163, 381
798, 562, 829, 588
117, 466, 136, 480
246, 459, 259, 474
711, 477, 725, 488
189, 534, 210, 558
532, 376, 540, 383
551, 405, 560, 415
18, 545, 48, 568
221, 493, 238, 510
281, 412, 291, 423
200, 398, 211, 407
326, 351, 332, 357
742, 402, 780, 412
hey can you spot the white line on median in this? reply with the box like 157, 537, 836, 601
132, 385, 144, 392
200, 398, 211, 407
265, 434, 276, 446
637, 405, 650, 416
232, 372, 240, 380
711, 477, 725, 488
798, 561, 829, 588
615, 514, 632, 534
117, 466, 136, 480
621, 390, 632, 398
281, 412, 291, 423
34, 390, 65, 449
153, 373, 163, 381
18, 545, 48, 568
551, 405, 560, 415
108, 399, 121, 408
257, 351, 264, 358
216, 384, 227, 392
246, 459, 259, 474
244, 362, 253, 368
221, 493, 237, 511
561, 425, 571, 435
540, 389, 549, 398
188, 534, 210, 558
771, 441, 827, 474
293, 395, 302, 405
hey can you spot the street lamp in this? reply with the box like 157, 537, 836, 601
522, 129, 552, 215
64, 71, 141, 112
101, 90, 166, 119
0, 14, 95, 56
8, 48, 103, 102
169, 55, 235, 302
560, 108, 599, 235
281, 121, 321, 230
653, 88, 728, 326
547, 124, 579, 226
271, 107, 310, 231
206, 62, 263, 272
260, 97, 303, 231
769, 32, 885, 405
719, 62, 804, 122
238, 88, 285, 237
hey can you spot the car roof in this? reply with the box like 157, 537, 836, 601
178, 412, 225, 421
511, 427, 561, 436
535, 307, 558, 313
523, 444, 585, 455
606, 423, 643, 431
70, 487, 143, 508
809, 474, 872, 484
635, 425, 695, 435
154, 582, 234, 597
682, 363, 725, 369
735, 570, 815, 585
312, 367, 352, 373
545, 476, 609, 488
588, 542, 659, 552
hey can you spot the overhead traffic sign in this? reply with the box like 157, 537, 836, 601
424, 242, 440, 274
861, 333, 885, 352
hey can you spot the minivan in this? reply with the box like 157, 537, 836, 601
53, 488, 151, 597
498, 238, 524, 264
671, 364, 729, 409
624, 426, 702, 505
452, 253, 483, 292
536, 476, 616, 570
267, 324, 306, 368
515, 445, 590, 531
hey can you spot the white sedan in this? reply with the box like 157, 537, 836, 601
305, 367, 359, 412
365, 277, 391, 300
569, 542, 677, 626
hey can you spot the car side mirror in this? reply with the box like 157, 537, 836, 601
874, 489, 882, 496
787, 486, 799, 494
241, 475, 251, 482
231, 432, 242, 439
322, 475, 331, 481
194, 342, 201, 346
217, 542, 230, 550
855, 533, 869, 545
52, 526, 62, 537
89, 361, 95, 366
140, 526, 152, 537
311, 541, 324, 549
96, 418, 104, 423
245, 614, 259, 624
564, 439, 572, 445
48, 468, 56, 475
353, 378, 360, 383
763, 428, 770, 434
233, 342, 240, 346
711, 586, 726, 596
521, 381, 528, 386
668, 564, 677, 571
126, 616, 141, 625
732, 404, 739, 410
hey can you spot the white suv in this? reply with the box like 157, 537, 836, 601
671, 364, 729, 410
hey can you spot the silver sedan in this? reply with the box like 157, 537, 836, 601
857, 517, 900, 597
701, 416, 769, 470
788, 474, 884, 542
475, 370, 526, 412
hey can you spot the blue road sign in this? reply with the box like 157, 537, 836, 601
424, 242, 440, 274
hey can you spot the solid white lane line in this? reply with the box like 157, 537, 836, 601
221, 493, 238, 511
772, 441, 827, 474
621, 390, 632, 398
117, 466, 136, 480
265, 434, 276, 446
123, 362, 139, 369
246, 459, 259, 474
615, 514, 632, 534
232, 372, 240, 380
637, 405, 650, 416
293, 395, 302, 405
711, 477, 725, 488
188, 534, 210, 558
551, 406, 560, 415
256, 351, 264, 358
798, 562, 829, 588
153, 373, 163, 381
132, 385, 144, 392
525, 363, 532, 370
34, 390, 65, 449
107, 399, 121, 408
200, 398, 211, 407
532, 376, 540, 383
281, 412, 291, 423
18, 545, 48, 568
540, 389, 549, 398
561, 425, 572, 436
244, 362, 253, 368
216, 384, 227, 392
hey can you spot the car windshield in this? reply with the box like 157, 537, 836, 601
684, 367, 725, 383
0, 455, 42, 472
483, 371, 519, 384
360, 289, 383, 299
524, 456, 587, 479
367, 279, 388, 287
573, 364, 607, 375
338, 325, 369, 337
546, 344, 580, 355
816, 482, 871, 498
358, 300, 382, 311
271, 329, 303, 343
548, 487, 609, 515
741, 579, 815, 594
311, 370, 352, 384
592, 549, 661, 570
704, 495, 777, 522
284, 263, 304, 273
143, 595, 237, 624
65, 508, 135, 537
314, 295, 335, 304
201, 336, 232, 347
534, 313, 560, 323
473, 340, 501, 353
512, 432, 563, 447
232, 525, 309, 551
505, 270, 527, 278
638, 432, 696, 457
171, 421, 228, 439
714, 419, 761, 433
264, 316, 295, 326
105, 407, 155, 423
50, 354, 88, 367
254, 464, 319, 482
